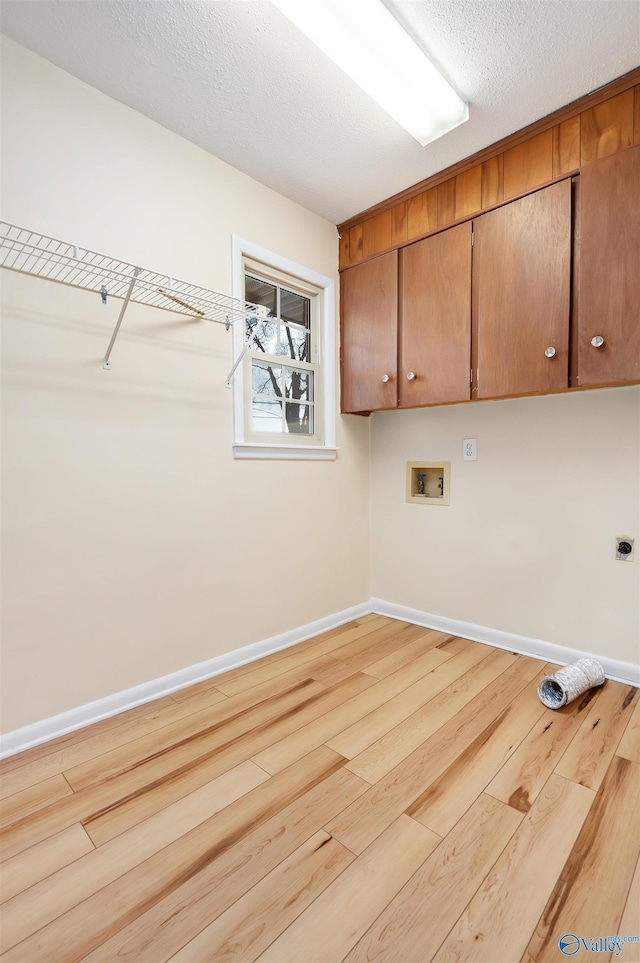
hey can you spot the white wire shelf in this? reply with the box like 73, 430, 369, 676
0, 220, 271, 373
0, 221, 257, 325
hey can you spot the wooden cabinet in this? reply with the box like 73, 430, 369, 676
341, 225, 472, 413
577, 145, 640, 386
340, 155, 638, 412
473, 179, 571, 399
341, 251, 398, 414
399, 222, 472, 407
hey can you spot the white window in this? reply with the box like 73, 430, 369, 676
231, 238, 336, 460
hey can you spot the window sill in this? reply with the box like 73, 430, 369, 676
233, 443, 338, 461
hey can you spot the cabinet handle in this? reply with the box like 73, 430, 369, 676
406, 371, 417, 381
381, 374, 390, 383
590, 335, 605, 348
544, 346, 557, 358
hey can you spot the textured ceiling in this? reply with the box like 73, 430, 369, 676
1, 0, 639, 224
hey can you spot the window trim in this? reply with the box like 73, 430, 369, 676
231, 236, 337, 460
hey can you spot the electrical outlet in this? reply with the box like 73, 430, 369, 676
463, 438, 477, 461
615, 536, 634, 561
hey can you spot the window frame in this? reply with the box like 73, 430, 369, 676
243, 261, 319, 445
231, 236, 336, 460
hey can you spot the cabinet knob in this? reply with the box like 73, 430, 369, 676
544, 346, 557, 358
406, 371, 417, 381
590, 335, 605, 348
381, 374, 390, 383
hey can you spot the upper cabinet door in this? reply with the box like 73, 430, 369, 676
399, 222, 472, 407
341, 251, 398, 413
473, 180, 571, 399
577, 146, 640, 386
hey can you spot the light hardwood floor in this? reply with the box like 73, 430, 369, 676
1, 616, 638, 962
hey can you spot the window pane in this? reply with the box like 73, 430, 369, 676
251, 361, 282, 397
247, 316, 278, 355
286, 402, 313, 434
281, 288, 310, 329
245, 275, 277, 316
252, 398, 283, 433
284, 368, 313, 402
278, 322, 309, 362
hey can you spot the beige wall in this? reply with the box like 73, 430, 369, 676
2, 38, 638, 736
0, 39, 371, 732
370, 388, 640, 665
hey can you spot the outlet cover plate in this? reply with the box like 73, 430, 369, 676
463, 438, 477, 461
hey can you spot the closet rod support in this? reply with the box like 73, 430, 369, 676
103, 267, 141, 369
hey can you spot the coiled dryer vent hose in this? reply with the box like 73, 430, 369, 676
538, 658, 605, 709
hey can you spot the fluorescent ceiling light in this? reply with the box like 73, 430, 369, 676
271, 0, 468, 146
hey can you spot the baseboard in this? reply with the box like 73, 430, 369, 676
0, 601, 372, 760
372, 598, 640, 687
4, 597, 636, 760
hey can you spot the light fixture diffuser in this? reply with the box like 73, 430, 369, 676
271, 0, 468, 146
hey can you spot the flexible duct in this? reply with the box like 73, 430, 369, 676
538, 659, 605, 709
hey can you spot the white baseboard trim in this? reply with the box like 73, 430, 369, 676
0, 601, 372, 760
372, 598, 640, 688
4, 597, 636, 760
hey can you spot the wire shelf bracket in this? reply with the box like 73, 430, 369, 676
0, 221, 268, 375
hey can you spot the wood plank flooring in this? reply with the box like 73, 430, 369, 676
1, 616, 638, 963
